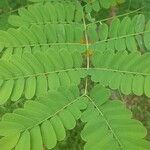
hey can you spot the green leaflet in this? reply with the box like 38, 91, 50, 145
60, 50, 73, 69
144, 20, 150, 50
50, 116, 66, 141
15, 131, 30, 150
92, 1, 101, 12
0, 134, 20, 150
11, 78, 25, 102
120, 74, 132, 95
132, 75, 144, 96
30, 126, 43, 150
22, 53, 44, 73
0, 79, 14, 105
0, 122, 24, 137
100, 0, 112, 9
36, 75, 47, 96
48, 73, 61, 90
144, 76, 150, 97
59, 109, 76, 130
90, 84, 110, 106
41, 120, 57, 149
87, 24, 99, 43
134, 14, 145, 33
98, 23, 108, 41
2, 113, 35, 128
109, 18, 120, 38
58, 72, 71, 87
24, 76, 36, 99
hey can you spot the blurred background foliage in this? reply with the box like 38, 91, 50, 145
0, 0, 150, 149
0, 0, 28, 30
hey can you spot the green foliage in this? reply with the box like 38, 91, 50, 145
0, 50, 85, 104
83, 0, 125, 13
90, 51, 150, 97
0, 87, 87, 149
0, 0, 150, 149
81, 85, 150, 150
88, 14, 150, 52
8, 1, 83, 27
121, 95, 150, 141
0, 0, 28, 30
